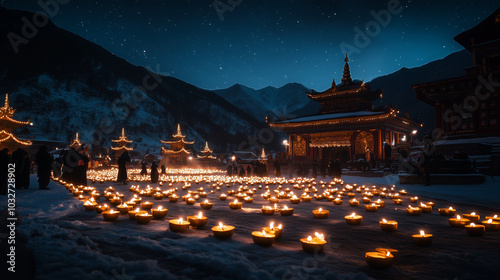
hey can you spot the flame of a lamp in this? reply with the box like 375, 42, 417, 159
233, 199, 238, 204
386, 251, 391, 257
197, 212, 202, 219
382, 218, 387, 224
470, 223, 476, 227
488, 219, 493, 224
278, 224, 282, 230
283, 205, 288, 210
319, 208, 323, 213
262, 230, 266, 236
270, 222, 274, 230
314, 232, 324, 241
307, 236, 312, 242
457, 215, 461, 219
158, 206, 163, 210
351, 213, 356, 217
179, 218, 183, 223
494, 215, 498, 218
449, 206, 453, 210
219, 222, 224, 230
204, 200, 209, 204
420, 230, 425, 236
471, 212, 476, 216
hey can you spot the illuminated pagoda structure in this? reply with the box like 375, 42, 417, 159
70, 132, 82, 149
161, 124, 194, 165
0, 94, 32, 151
270, 55, 419, 164
197, 141, 216, 161
111, 128, 134, 159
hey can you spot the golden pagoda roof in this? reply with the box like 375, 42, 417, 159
111, 128, 133, 143
201, 141, 213, 153
0, 94, 31, 129
110, 145, 134, 151
165, 147, 191, 155
0, 130, 32, 146
161, 123, 195, 145
70, 132, 82, 148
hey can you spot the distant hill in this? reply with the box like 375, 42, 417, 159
368, 49, 472, 131
0, 6, 270, 153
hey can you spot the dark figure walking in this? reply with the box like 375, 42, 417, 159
0, 148, 10, 195
161, 164, 166, 174
73, 145, 89, 186
274, 161, 281, 178
151, 161, 159, 183
312, 160, 318, 178
117, 151, 130, 184
140, 161, 148, 176
35, 146, 53, 190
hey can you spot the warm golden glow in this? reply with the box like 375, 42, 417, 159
219, 222, 224, 230
307, 236, 312, 242
470, 223, 476, 227
487, 219, 493, 224
420, 230, 425, 236
270, 222, 274, 230
382, 218, 387, 224
197, 212, 202, 219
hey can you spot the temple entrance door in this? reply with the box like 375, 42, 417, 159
321, 147, 350, 163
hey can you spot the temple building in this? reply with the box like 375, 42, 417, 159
111, 128, 133, 159
161, 124, 194, 165
70, 132, 82, 149
197, 141, 216, 161
0, 94, 32, 151
414, 7, 500, 139
270, 55, 419, 163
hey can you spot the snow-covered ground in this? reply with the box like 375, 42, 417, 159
1, 173, 499, 280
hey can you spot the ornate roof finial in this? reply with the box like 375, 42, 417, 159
4, 94, 9, 108
341, 54, 352, 85
121, 127, 125, 138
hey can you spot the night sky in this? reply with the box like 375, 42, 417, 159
2, 0, 499, 90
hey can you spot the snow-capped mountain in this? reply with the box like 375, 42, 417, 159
214, 82, 318, 121
0, 7, 268, 153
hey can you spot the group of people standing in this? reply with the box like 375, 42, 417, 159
118, 152, 163, 184
0, 147, 31, 195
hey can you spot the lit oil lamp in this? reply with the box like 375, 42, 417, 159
412, 230, 432, 246
312, 208, 330, 219
419, 203, 432, 213
333, 198, 343, 205
262, 222, 282, 240
365, 203, 378, 212
347, 192, 356, 198
169, 217, 190, 233
187, 212, 208, 228
393, 198, 403, 205
465, 223, 485, 237
290, 195, 300, 204
448, 215, 470, 228
426, 201, 435, 209
243, 196, 253, 203
280, 205, 294, 216
485, 214, 500, 222
102, 210, 120, 222
261, 205, 274, 215
374, 199, 385, 208
151, 206, 168, 219
410, 196, 419, 203
269, 196, 279, 203
186, 197, 196, 205
140, 201, 153, 210
109, 196, 122, 205
252, 230, 275, 247
349, 199, 359, 207
406, 205, 422, 216
300, 232, 327, 253
128, 207, 148, 220
481, 219, 500, 231
229, 199, 242, 210
365, 250, 394, 269
169, 194, 179, 203
219, 193, 227, 201
83, 200, 98, 211
375, 248, 398, 258
301, 195, 312, 202
96, 204, 109, 213
379, 218, 398, 232
399, 189, 407, 195
463, 212, 480, 223
116, 203, 133, 214
135, 212, 153, 224
362, 197, 371, 204
345, 212, 362, 225
212, 222, 235, 240
153, 192, 164, 200
438, 206, 456, 216
200, 199, 213, 209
